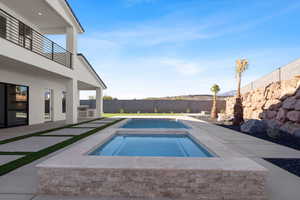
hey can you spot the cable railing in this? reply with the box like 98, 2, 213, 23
0, 8, 72, 69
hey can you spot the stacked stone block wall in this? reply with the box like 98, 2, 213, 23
38, 167, 266, 200
226, 78, 300, 136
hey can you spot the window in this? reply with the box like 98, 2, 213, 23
0, 82, 29, 128
0, 14, 6, 39
18, 22, 32, 50
6, 85, 29, 126
62, 91, 66, 113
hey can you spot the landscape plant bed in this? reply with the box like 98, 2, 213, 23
264, 158, 300, 178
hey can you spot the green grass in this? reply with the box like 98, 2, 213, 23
34, 135, 75, 137
0, 152, 33, 155
103, 113, 184, 117
0, 118, 104, 145
0, 119, 124, 176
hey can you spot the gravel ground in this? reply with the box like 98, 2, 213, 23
264, 158, 300, 177
192, 116, 300, 178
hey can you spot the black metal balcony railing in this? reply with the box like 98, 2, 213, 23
0, 8, 72, 69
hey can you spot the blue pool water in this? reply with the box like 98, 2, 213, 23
121, 118, 189, 129
90, 134, 213, 157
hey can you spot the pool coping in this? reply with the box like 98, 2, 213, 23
37, 118, 267, 171
36, 117, 268, 199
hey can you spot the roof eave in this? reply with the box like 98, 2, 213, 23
63, 0, 85, 33
77, 53, 107, 89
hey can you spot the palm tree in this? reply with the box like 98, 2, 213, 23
233, 59, 249, 125
210, 84, 220, 119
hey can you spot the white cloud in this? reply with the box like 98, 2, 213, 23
96, 25, 209, 47
160, 58, 202, 76
125, 0, 158, 6
84, 2, 298, 49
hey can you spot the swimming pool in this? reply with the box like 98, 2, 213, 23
120, 118, 189, 129
90, 134, 213, 157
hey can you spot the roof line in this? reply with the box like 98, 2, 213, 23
64, 0, 85, 33
77, 53, 107, 89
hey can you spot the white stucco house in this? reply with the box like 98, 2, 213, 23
0, 0, 106, 128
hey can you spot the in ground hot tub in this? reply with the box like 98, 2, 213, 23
37, 118, 267, 200
89, 134, 213, 157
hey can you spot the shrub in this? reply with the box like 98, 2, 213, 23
186, 108, 191, 113
119, 108, 124, 113
266, 128, 282, 139
154, 107, 158, 113
103, 96, 113, 100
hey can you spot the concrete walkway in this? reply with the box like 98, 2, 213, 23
185, 118, 300, 200
0, 118, 120, 200
0, 116, 300, 199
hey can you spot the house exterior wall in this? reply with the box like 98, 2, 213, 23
0, 66, 68, 125
75, 56, 102, 87
0, 0, 106, 126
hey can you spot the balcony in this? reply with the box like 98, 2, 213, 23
0, 7, 72, 69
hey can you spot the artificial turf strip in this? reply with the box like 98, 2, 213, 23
0, 152, 34, 155
0, 119, 124, 176
34, 135, 76, 137
68, 126, 103, 129
0, 118, 104, 145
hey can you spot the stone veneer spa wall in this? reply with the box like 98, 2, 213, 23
37, 117, 268, 200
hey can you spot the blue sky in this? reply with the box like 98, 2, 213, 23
67, 0, 300, 99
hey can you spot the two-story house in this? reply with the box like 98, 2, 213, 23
0, 0, 106, 128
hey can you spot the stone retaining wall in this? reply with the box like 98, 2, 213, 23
226, 78, 300, 136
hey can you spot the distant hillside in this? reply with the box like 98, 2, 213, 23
219, 90, 236, 97
144, 94, 232, 101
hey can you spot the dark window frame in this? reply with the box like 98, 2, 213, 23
18, 22, 33, 50
0, 14, 6, 39
0, 82, 29, 128
62, 91, 66, 113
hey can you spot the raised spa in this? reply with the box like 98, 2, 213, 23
90, 134, 213, 157
120, 118, 190, 129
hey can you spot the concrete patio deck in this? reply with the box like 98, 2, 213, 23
0, 118, 95, 141
0, 116, 300, 199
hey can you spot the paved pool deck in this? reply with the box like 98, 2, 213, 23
0, 116, 299, 199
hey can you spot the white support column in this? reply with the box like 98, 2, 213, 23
66, 79, 78, 124
96, 87, 103, 117
66, 27, 77, 68
66, 27, 77, 54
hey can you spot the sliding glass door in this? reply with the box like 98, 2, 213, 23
6, 84, 28, 126
0, 82, 29, 128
